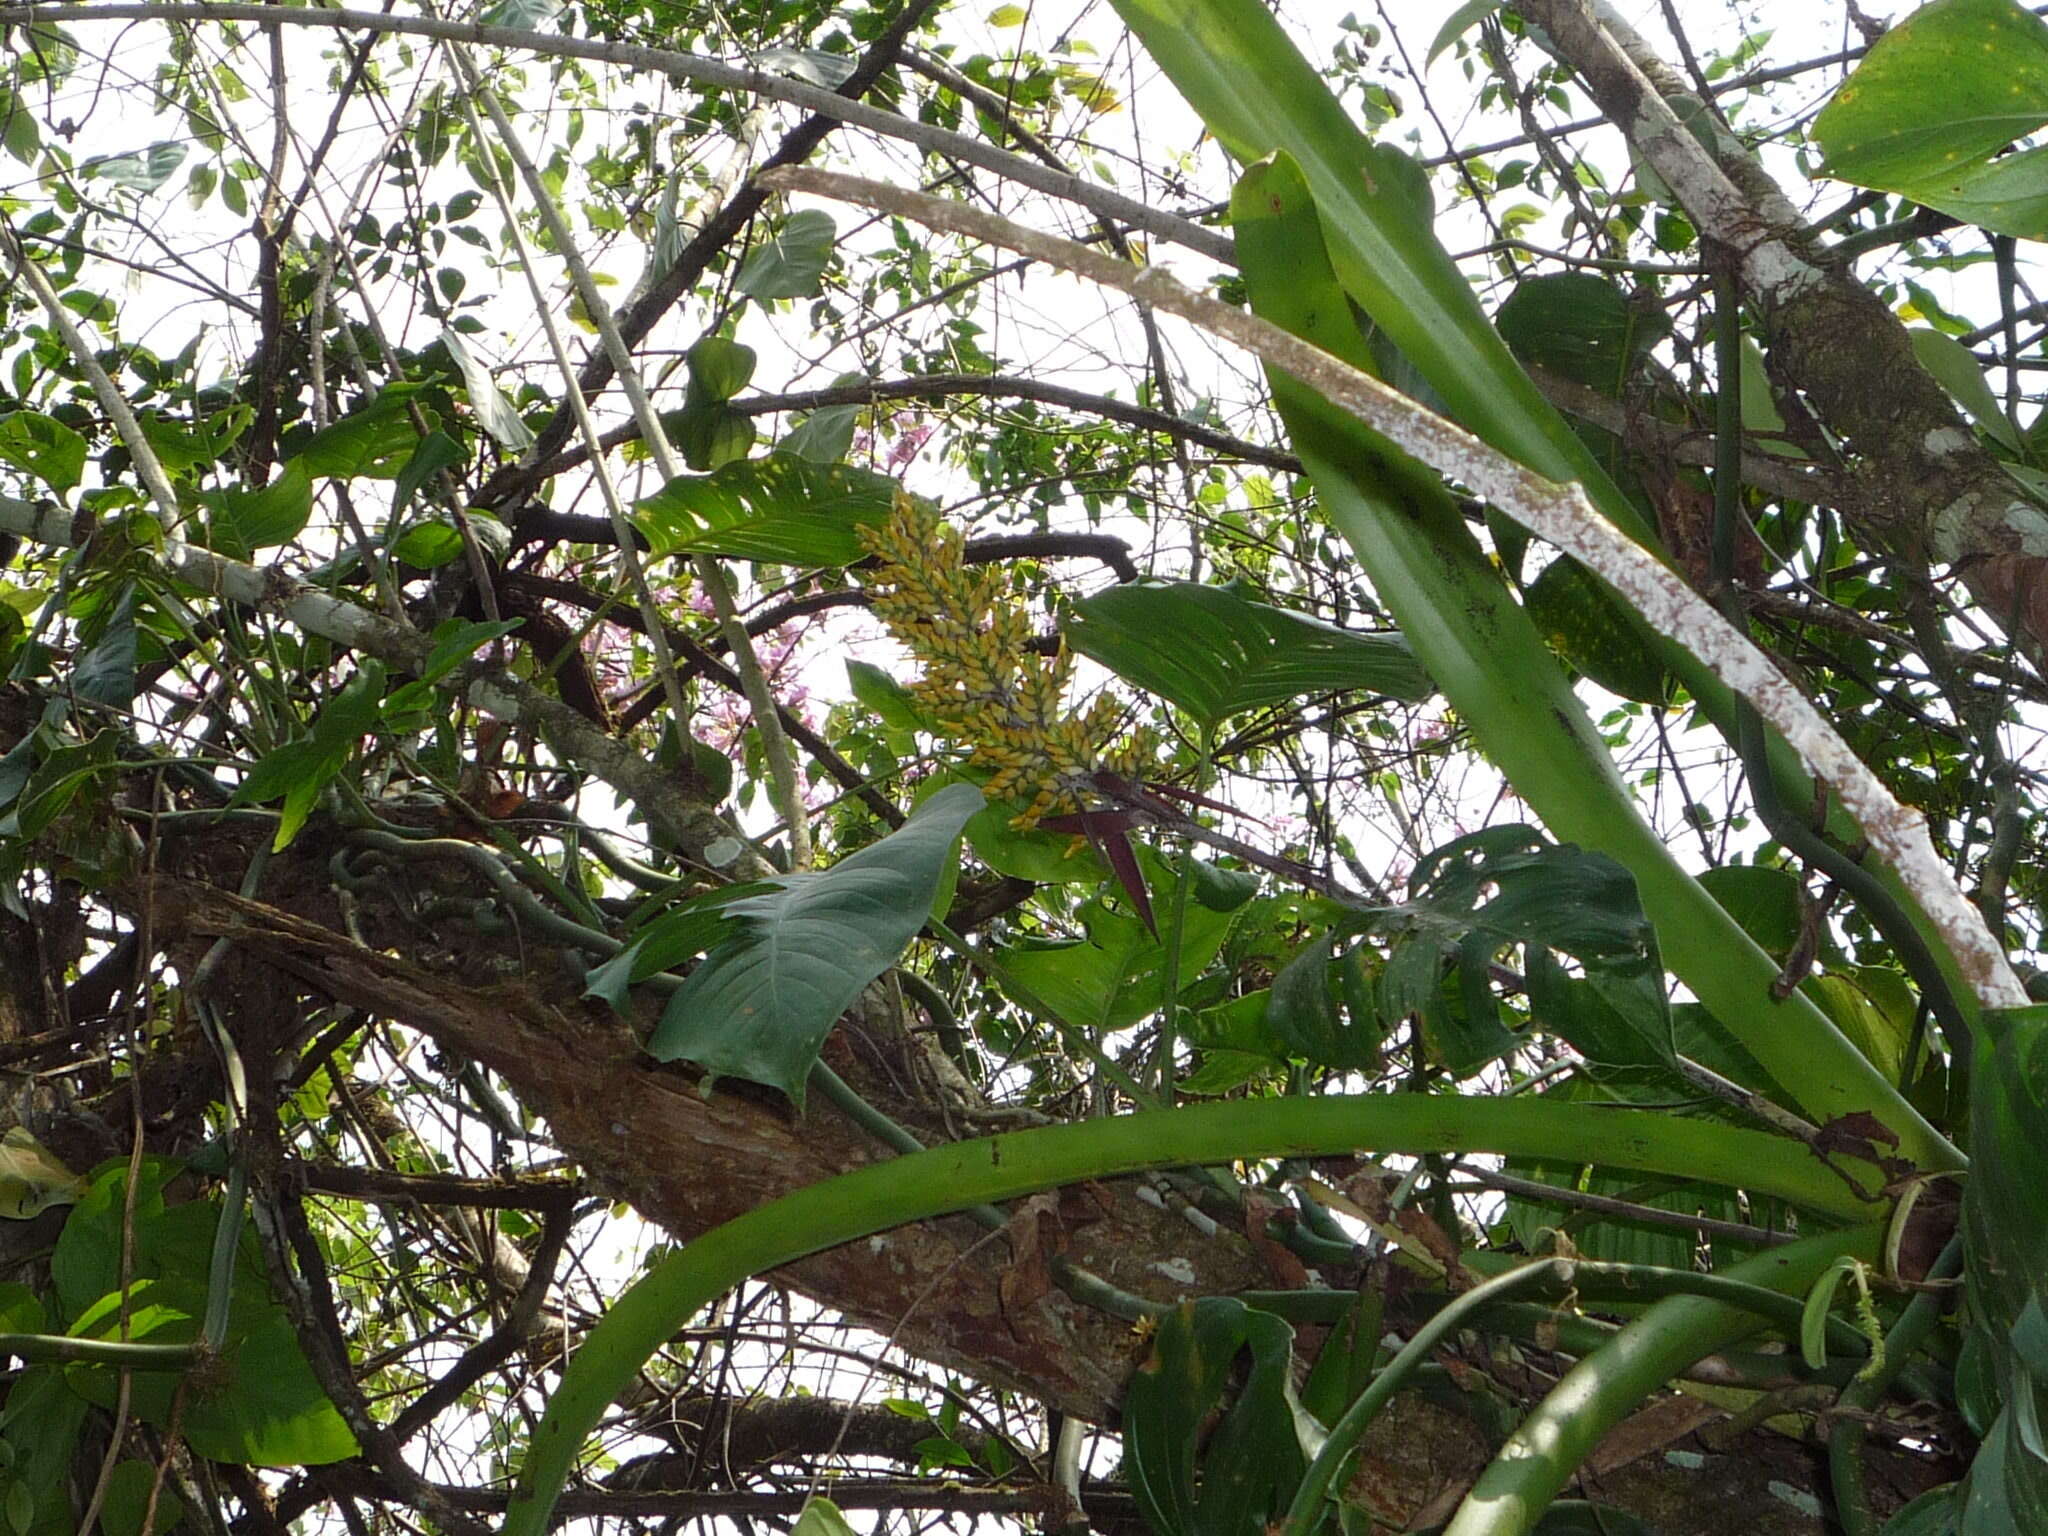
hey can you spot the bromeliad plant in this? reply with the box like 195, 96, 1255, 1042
507, 6, 2043, 1536
858, 489, 1152, 828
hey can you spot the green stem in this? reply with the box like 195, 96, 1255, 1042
503, 1096, 1880, 1534
0, 1334, 198, 1369
1442, 1225, 1883, 1536
1828, 1236, 1963, 1536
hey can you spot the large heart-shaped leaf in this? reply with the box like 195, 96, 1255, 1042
1062, 579, 1431, 726
633, 454, 900, 565
646, 783, 984, 1102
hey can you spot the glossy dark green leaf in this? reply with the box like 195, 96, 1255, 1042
1398, 825, 1658, 961
1267, 935, 1376, 1070
736, 209, 837, 300
1880, 1484, 1959, 1536
1123, 1298, 1311, 1536
1063, 578, 1430, 725
71, 588, 139, 708
646, 784, 984, 1102
54, 1159, 355, 1467
633, 455, 899, 565
9, 725, 119, 840
1814, 0, 2048, 240
0, 1366, 89, 1536
0, 409, 86, 494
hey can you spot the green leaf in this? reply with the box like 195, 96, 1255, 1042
736, 209, 838, 300
0, 1367, 88, 1536
1427, 0, 1501, 64
791, 1498, 859, 1536
0, 89, 40, 163
81, 141, 186, 192
202, 459, 313, 560
1227, 149, 1943, 1166
1523, 556, 1671, 705
1123, 1299, 1311, 1536
1697, 864, 1805, 958
847, 659, 931, 733
687, 336, 757, 403
441, 330, 534, 452
71, 590, 139, 709
645, 784, 985, 1102
1266, 936, 1376, 1069
391, 521, 467, 569
421, 617, 521, 684
1879, 1485, 1959, 1536
633, 455, 899, 565
0, 410, 86, 495
392, 429, 466, 518
1960, 1004, 2048, 1525
99, 1460, 184, 1536
1189, 858, 1258, 912
1062, 579, 1431, 726
481, 0, 561, 26
1815, 0, 2048, 240
300, 385, 429, 478
68, 1275, 356, 1466
675, 403, 758, 472
780, 376, 865, 463
581, 883, 773, 1011
1496, 273, 1672, 397
1909, 327, 2023, 453
995, 860, 1235, 1034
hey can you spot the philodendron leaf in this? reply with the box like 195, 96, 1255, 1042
1814, 0, 2048, 240
633, 455, 901, 564
646, 783, 985, 1102
1063, 578, 1431, 726
1123, 1298, 1311, 1536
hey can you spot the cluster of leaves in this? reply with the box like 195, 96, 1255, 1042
0, 0, 2046, 1534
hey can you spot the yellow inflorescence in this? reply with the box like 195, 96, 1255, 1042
860, 491, 1150, 828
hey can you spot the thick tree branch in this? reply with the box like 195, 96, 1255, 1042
1509, 0, 2048, 665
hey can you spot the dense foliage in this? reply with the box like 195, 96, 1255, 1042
0, 0, 2045, 1532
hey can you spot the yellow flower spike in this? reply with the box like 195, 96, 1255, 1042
860, 497, 1152, 819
